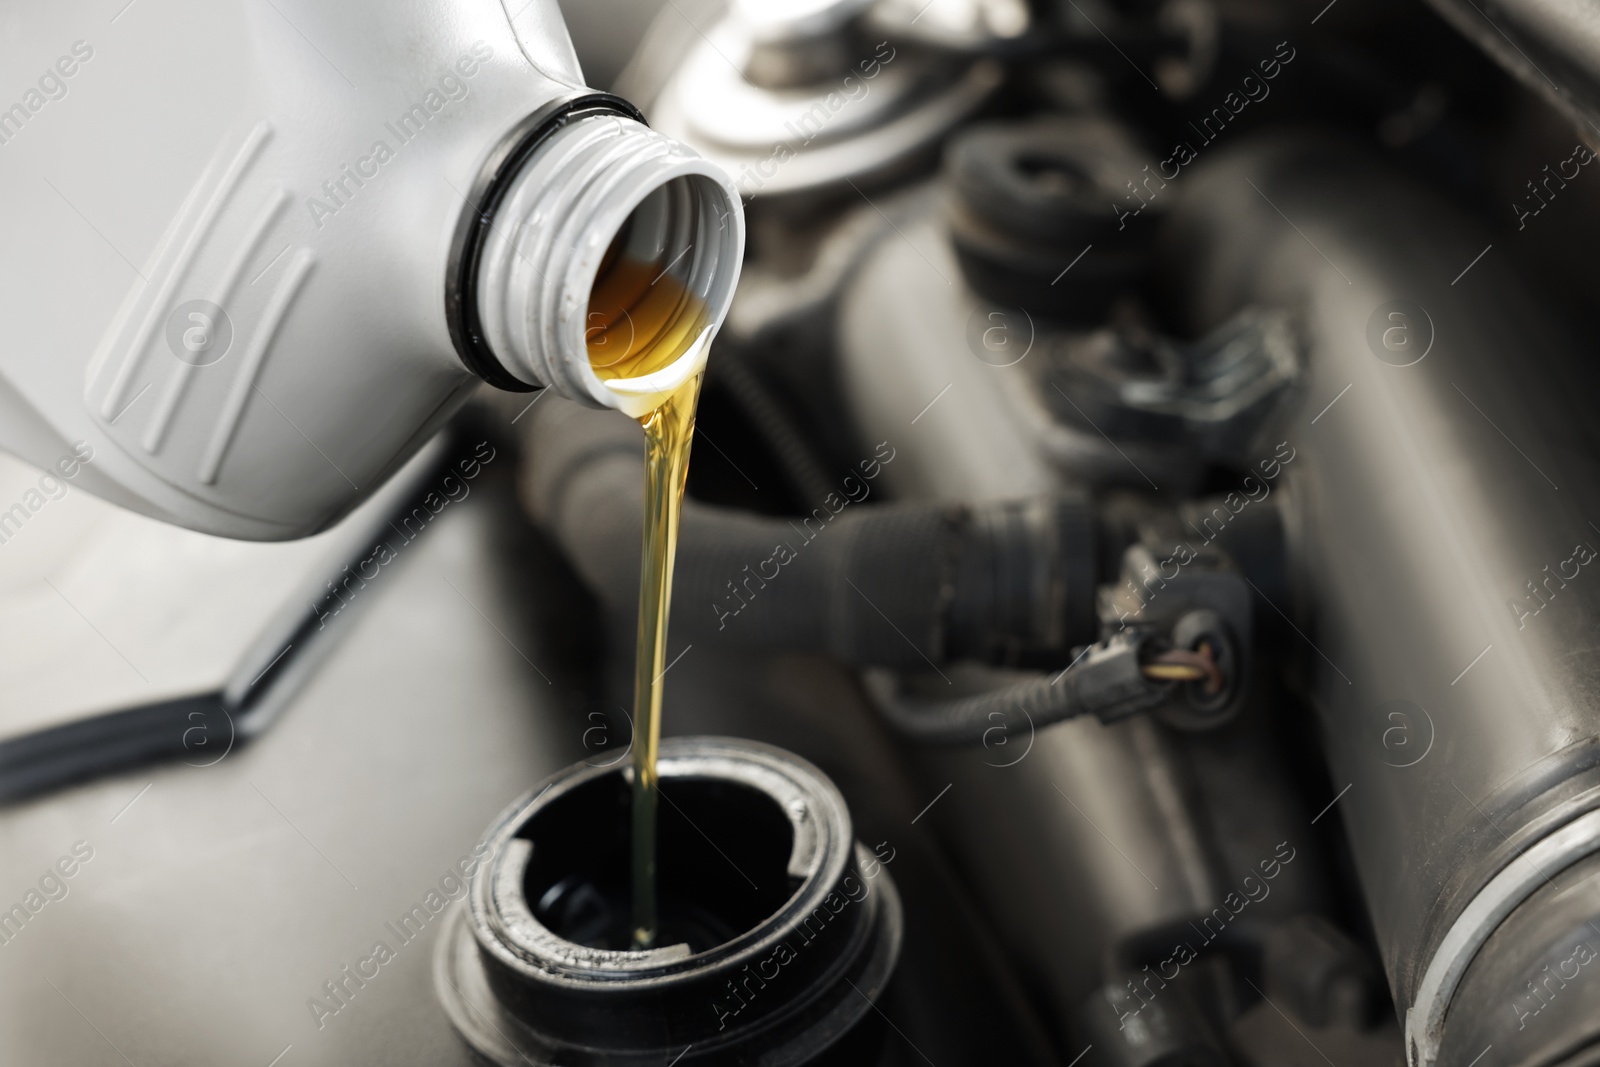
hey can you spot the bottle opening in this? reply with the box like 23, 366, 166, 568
469, 111, 743, 411
519, 768, 801, 953
585, 178, 717, 384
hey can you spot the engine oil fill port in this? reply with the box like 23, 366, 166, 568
435, 736, 904, 1066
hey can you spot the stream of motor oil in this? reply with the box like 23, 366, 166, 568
586, 248, 707, 950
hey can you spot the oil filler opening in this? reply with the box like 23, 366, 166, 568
434, 737, 903, 1066
519, 770, 801, 953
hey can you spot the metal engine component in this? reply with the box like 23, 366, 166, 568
1421, 0, 1600, 130
832, 156, 1327, 1062
945, 117, 1160, 323
1166, 136, 1600, 1067
643, 0, 1002, 198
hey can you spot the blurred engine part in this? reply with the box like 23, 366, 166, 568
828, 136, 1332, 1066
1167, 135, 1600, 1067
641, 0, 1003, 197
945, 117, 1160, 322
1421, 0, 1600, 129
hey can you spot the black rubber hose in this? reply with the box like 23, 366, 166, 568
518, 397, 1099, 670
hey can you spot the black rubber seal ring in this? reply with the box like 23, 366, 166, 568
445, 92, 648, 393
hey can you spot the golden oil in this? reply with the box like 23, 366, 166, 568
587, 249, 708, 950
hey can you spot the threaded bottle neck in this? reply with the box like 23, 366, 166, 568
475, 113, 744, 411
